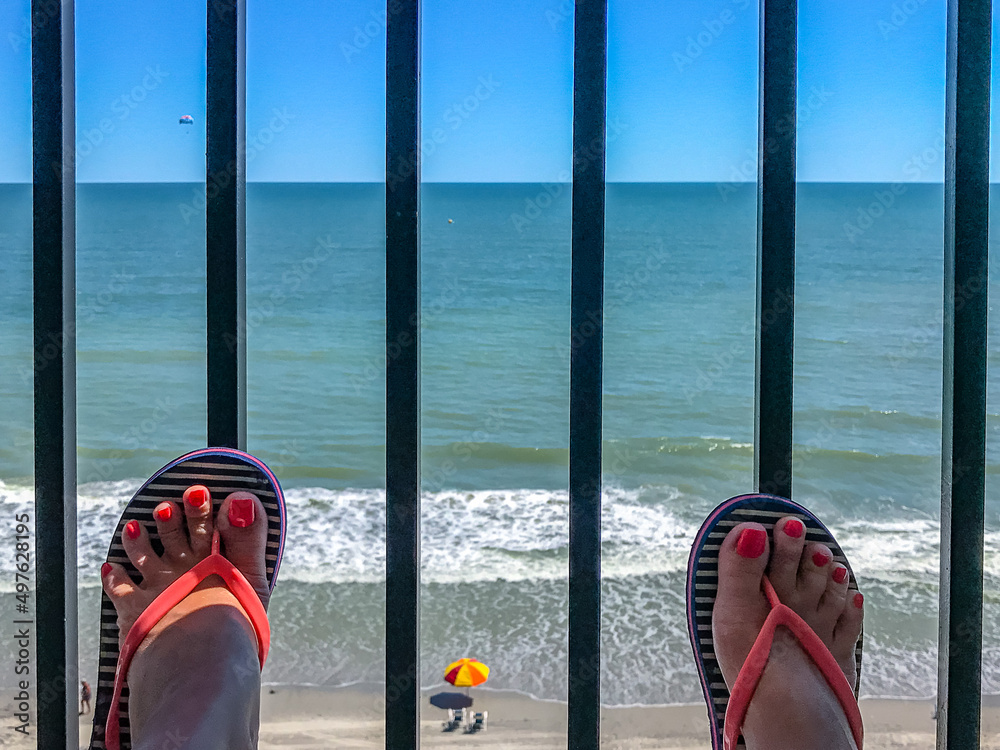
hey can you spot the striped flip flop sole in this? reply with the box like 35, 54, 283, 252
686, 494, 863, 750
88, 448, 286, 750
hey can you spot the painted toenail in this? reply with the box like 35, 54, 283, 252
185, 486, 209, 508
155, 504, 173, 522
101, 562, 112, 578
783, 518, 804, 538
125, 520, 140, 540
812, 550, 830, 567
228, 497, 255, 528
833, 566, 848, 584
735, 528, 767, 558
854, 593, 864, 608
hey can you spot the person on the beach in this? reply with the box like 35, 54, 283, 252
100, 486, 272, 748
80, 680, 91, 715
710, 517, 864, 749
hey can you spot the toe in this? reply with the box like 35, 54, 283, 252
121, 519, 161, 580
768, 516, 806, 599
718, 523, 770, 589
797, 541, 834, 605
217, 492, 270, 607
711, 523, 772, 688
182, 485, 214, 559
153, 501, 190, 561
833, 589, 864, 688
101, 561, 138, 600
817, 563, 851, 632
834, 590, 865, 653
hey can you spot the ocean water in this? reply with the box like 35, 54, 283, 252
0, 182, 998, 705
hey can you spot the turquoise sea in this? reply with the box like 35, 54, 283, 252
0, 182, 998, 705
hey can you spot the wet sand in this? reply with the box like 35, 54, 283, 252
0, 685, 997, 748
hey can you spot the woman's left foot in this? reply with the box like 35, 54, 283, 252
101, 486, 271, 750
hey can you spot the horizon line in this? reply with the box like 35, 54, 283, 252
0, 179, 961, 186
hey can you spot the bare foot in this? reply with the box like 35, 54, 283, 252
101, 486, 272, 750
712, 517, 864, 750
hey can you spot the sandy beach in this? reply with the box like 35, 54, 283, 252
253, 686, 1000, 750
35, 684, 946, 749
0, 685, 997, 748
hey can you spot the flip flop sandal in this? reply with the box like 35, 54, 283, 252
88, 448, 287, 750
686, 493, 864, 750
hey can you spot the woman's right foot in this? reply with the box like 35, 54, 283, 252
711, 517, 865, 750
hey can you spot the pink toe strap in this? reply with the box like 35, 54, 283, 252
723, 576, 864, 750
104, 531, 270, 750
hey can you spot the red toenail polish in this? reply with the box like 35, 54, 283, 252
833, 566, 848, 584
155, 504, 172, 522
735, 528, 767, 558
125, 520, 140, 540
101, 562, 112, 578
784, 519, 804, 538
812, 551, 830, 567
854, 593, 864, 608
228, 497, 255, 528
185, 486, 209, 508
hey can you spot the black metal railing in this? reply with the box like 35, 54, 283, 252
29, 1, 989, 748
755, 0, 796, 500
205, 0, 248, 451
385, 1, 422, 748
937, 1, 990, 746
31, 0, 77, 747
567, 3, 607, 749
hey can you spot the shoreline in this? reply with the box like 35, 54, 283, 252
256, 685, 1000, 749
0, 685, 997, 748
260, 680, 1000, 710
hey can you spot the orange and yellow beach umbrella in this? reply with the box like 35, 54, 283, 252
444, 658, 490, 688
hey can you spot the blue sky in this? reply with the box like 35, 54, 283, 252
0, 0, 994, 182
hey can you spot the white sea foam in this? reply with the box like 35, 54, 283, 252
2, 479, 999, 588
5, 478, 999, 703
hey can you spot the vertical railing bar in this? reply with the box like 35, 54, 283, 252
31, 0, 78, 747
567, 1, 607, 748
937, 1, 990, 747
754, 0, 796, 500
385, 0, 421, 748
206, 0, 247, 450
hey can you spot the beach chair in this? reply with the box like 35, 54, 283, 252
442, 708, 467, 732
465, 710, 488, 733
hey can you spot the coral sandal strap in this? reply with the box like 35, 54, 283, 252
723, 576, 864, 750
104, 531, 270, 750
